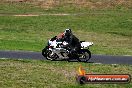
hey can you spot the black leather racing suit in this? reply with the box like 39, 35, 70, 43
63, 34, 81, 56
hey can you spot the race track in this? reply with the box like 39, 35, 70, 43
0, 50, 132, 65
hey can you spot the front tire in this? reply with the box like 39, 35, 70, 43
42, 47, 58, 61
46, 50, 58, 61
42, 46, 48, 57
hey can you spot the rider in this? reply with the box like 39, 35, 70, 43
62, 29, 81, 56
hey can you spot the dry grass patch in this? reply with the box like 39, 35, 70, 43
0, 59, 132, 88
3, 0, 132, 9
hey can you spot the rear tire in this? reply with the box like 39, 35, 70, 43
78, 49, 91, 62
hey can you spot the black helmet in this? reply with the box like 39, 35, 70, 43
64, 29, 72, 37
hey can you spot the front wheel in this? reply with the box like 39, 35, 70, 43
78, 49, 91, 62
46, 50, 58, 61
42, 47, 58, 61
42, 46, 48, 57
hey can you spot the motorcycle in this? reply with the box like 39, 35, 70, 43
42, 36, 93, 62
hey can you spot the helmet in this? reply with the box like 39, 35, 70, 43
64, 29, 72, 37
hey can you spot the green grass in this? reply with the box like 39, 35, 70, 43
0, 59, 132, 88
0, 1, 132, 88
0, 1, 132, 56
0, 10, 132, 55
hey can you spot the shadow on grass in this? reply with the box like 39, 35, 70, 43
48, 59, 94, 63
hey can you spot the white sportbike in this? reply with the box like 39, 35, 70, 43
42, 36, 93, 62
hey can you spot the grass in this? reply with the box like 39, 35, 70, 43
0, 10, 132, 55
0, 59, 132, 88
0, 0, 132, 14
0, 1, 132, 88
0, 1, 46, 14
0, 1, 132, 56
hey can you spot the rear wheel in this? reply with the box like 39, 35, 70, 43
78, 49, 91, 62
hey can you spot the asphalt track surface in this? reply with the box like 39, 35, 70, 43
0, 50, 132, 65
